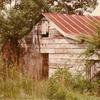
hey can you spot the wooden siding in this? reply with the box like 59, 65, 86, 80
39, 29, 86, 75
34, 18, 100, 78
49, 53, 85, 74
40, 37, 85, 54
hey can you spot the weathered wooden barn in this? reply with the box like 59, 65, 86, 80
30, 13, 100, 79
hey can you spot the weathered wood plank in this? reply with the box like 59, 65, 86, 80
40, 38, 69, 44
49, 54, 80, 58
49, 63, 70, 66
49, 65, 71, 69
40, 43, 84, 49
40, 38, 77, 44
40, 48, 85, 54
49, 58, 80, 64
49, 54, 85, 60
50, 54, 99, 60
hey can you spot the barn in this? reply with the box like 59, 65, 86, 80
29, 13, 100, 79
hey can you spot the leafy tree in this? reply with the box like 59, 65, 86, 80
0, 0, 97, 67
0, 0, 45, 67
0, 0, 12, 9
47, 0, 97, 14
78, 23, 100, 80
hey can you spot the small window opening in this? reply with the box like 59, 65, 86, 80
41, 32, 49, 37
41, 19, 49, 37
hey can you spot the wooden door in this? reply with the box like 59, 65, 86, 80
41, 53, 49, 79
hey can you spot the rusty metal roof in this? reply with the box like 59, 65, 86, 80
43, 13, 100, 37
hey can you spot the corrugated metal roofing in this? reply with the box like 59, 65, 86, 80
43, 13, 100, 36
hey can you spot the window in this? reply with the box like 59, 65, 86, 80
41, 19, 49, 37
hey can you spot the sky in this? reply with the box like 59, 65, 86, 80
92, 0, 100, 16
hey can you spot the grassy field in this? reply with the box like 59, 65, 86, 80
0, 68, 100, 100
0, 93, 100, 100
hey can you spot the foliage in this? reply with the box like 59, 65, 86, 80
0, 0, 44, 66
49, 68, 73, 88
0, 1, 99, 100
0, 0, 98, 66
73, 74, 99, 95
46, 68, 100, 100
0, 66, 100, 100
78, 23, 100, 80
47, 0, 97, 14
46, 68, 76, 99
79, 29, 100, 59
46, 77, 65, 100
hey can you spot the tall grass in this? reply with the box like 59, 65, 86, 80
0, 65, 99, 100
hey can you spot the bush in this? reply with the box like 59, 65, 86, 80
47, 68, 100, 99
51, 68, 73, 88
46, 68, 77, 100
73, 74, 99, 95
46, 77, 67, 100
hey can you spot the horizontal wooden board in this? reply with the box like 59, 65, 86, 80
49, 59, 80, 65
49, 66, 84, 72
49, 62, 72, 66
49, 65, 74, 69
49, 54, 80, 58
49, 54, 99, 60
49, 54, 85, 60
40, 43, 84, 49
40, 38, 69, 44
49, 57, 85, 67
40, 48, 85, 54
40, 38, 77, 44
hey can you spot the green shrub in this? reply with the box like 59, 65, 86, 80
46, 81, 67, 100
46, 68, 100, 99
73, 74, 99, 95
0, 65, 100, 100
51, 68, 73, 88
46, 68, 74, 100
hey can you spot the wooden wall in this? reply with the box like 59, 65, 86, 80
34, 19, 100, 78
40, 39, 86, 76
38, 20, 86, 76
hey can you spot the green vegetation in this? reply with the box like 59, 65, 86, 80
0, 0, 98, 66
0, 0, 45, 66
0, 67, 99, 100
78, 23, 100, 80
0, 0, 99, 100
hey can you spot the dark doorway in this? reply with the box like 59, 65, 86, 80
41, 53, 49, 79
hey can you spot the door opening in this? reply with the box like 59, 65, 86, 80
41, 53, 49, 79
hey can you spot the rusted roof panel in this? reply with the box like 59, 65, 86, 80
43, 13, 100, 36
